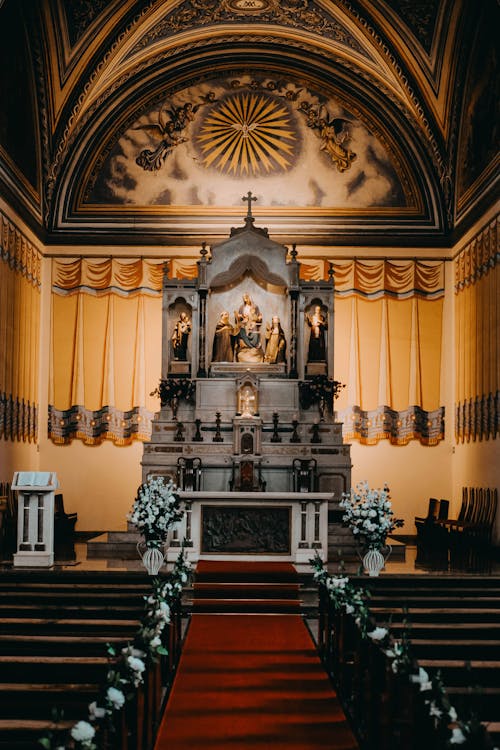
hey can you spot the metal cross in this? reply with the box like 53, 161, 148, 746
242, 191, 257, 218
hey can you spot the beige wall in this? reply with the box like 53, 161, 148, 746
0, 438, 39, 484
38, 439, 143, 531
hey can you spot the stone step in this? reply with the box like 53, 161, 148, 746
86, 533, 140, 560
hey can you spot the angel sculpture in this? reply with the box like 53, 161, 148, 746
317, 116, 357, 173
134, 101, 200, 172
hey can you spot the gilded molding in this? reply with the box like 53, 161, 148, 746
130, 0, 368, 57
333, 0, 446, 182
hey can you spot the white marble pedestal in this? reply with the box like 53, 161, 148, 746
11, 471, 59, 567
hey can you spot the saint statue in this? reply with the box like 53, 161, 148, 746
234, 318, 264, 363
264, 316, 287, 364
239, 386, 256, 417
236, 293, 262, 327
212, 311, 236, 362
171, 311, 191, 361
306, 305, 328, 362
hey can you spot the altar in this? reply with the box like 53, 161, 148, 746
141, 193, 352, 561
166, 491, 330, 563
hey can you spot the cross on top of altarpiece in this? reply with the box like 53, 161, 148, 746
242, 191, 257, 218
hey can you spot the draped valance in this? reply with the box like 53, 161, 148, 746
52, 257, 164, 295
169, 257, 445, 298
0, 211, 41, 287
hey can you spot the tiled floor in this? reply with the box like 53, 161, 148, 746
2, 538, 499, 576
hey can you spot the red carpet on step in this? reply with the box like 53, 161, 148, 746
155, 563, 358, 750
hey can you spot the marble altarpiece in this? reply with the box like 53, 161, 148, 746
142, 198, 352, 562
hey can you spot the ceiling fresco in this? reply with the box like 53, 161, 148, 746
86, 76, 406, 210
0, 0, 497, 246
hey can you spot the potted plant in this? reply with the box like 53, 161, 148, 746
128, 476, 184, 574
150, 377, 196, 419
339, 481, 404, 575
298, 376, 345, 420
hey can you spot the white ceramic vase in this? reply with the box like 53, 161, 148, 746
137, 541, 165, 575
362, 546, 391, 576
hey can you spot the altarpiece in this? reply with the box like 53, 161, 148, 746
142, 197, 351, 561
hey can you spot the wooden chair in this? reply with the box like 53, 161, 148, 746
443, 488, 498, 569
54, 493, 78, 560
415, 498, 448, 565
0, 483, 17, 560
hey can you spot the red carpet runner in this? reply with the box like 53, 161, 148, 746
154, 562, 359, 750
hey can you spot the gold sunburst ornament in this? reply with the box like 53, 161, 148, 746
197, 92, 298, 176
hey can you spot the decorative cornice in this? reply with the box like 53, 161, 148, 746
129, 0, 369, 58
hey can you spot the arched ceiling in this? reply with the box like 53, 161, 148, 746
1, 0, 498, 247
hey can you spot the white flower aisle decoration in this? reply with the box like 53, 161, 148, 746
311, 555, 495, 750
128, 476, 184, 574
339, 480, 404, 576
39, 547, 192, 750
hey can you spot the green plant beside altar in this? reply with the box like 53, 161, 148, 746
298, 375, 345, 413
150, 377, 196, 408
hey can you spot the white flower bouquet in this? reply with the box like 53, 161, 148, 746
128, 476, 183, 548
339, 481, 404, 551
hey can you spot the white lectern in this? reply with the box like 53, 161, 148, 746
12, 471, 59, 567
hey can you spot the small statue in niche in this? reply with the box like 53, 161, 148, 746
171, 311, 191, 361
239, 386, 257, 417
212, 311, 237, 362
306, 305, 328, 362
264, 316, 287, 364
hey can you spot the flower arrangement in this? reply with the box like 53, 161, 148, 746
128, 476, 183, 549
339, 481, 404, 551
298, 375, 345, 410
150, 377, 196, 407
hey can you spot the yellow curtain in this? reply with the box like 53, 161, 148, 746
49, 258, 163, 445
0, 211, 41, 442
455, 216, 499, 441
49, 255, 445, 446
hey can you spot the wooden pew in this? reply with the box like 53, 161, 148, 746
0, 572, 181, 750
318, 575, 500, 749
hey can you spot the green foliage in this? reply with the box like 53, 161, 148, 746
151, 377, 196, 407
298, 376, 344, 409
